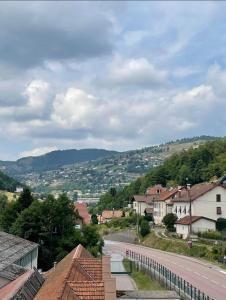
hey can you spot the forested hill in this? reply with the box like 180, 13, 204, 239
0, 148, 118, 175
97, 138, 226, 212
0, 170, 20, 192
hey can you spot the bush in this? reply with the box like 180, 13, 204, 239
140, 220, 150, 237
216, 218, 226, 232
199, 230, 222, 240
162, 213, 178, 231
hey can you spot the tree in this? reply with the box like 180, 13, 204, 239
216, 218, 226, 232
17, 188, 34, 211
162, 213, 178, 231
140, 220, 150, 237
0, 194, 8, 211
91, 214, 98, 225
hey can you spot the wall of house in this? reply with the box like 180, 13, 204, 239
175, 224, 189, 239
15, 247, 38, 269
192, 218, 216, 233
192, 186, 226, 220
133, 201, 148, 216
153, 201, 167, 224
172, 201, 190, 220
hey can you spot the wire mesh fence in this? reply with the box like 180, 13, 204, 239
126, 249, 214, 300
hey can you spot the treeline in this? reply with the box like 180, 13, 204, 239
98, 139, 226, 212
0, 170, 21, 191
0, 189, 103, 271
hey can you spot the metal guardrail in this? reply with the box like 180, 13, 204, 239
126, 249, 214, 300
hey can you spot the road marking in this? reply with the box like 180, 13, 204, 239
202, 275, 209, 279
220, 270, 226, 275
194, 271, 200, 275
211, 280, 219, 285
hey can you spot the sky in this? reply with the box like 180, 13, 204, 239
1, 1, 226, 160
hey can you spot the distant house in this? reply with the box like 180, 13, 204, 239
153, 188, 181, 225
100, 210, 123, 223
75, 202, 91, 225
175, 216, 216, 239
0, 231, 44, 298
132, 195, 153, 216
35, 244, 116, 300
172, 182, 226, 221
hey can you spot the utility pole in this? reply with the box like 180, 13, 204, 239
187, 182, 192, 247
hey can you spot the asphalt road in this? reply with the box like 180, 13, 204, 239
104, 240, 226, 300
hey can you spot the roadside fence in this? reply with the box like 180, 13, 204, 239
125, 249, 214, 300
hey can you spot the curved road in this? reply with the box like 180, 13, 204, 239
104, 240, 226, 300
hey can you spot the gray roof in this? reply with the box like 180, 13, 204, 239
0, 231, 38, 272
0, 263, 26, 281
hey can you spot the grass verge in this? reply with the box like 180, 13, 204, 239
123, 258, 165, 290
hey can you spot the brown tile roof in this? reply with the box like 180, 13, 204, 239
154, 188, 178, 202
175, 215, 216, 225
173, 182, 218, 202
68, 281, 104, 300
35, 244, 114, 300
75, 202, 91, 224
146, 185, 167, 196
102, 210, 123, 219
132, 195, 153, 204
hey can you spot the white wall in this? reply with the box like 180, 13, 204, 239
192, 218, 216, 233
176, 218, 216, 239
133, 201, 148, 216
153, 201, 167, 224
192, 186, 226, 220
175, 224, 189, 239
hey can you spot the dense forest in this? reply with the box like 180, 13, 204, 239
0, 170, 20, 191
97, 139, 226, 212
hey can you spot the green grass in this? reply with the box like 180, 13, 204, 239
142, 231, 224, 263
123, 258, 165, 291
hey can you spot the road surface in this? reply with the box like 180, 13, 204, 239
104, 240, 226, 300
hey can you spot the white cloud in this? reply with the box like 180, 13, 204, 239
51, 88, 101, 129
24, 80, 50, 112
19, 146, 58, 158
100, 57, 168, 88
123, 30, 149, 46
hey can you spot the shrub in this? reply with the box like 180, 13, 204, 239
162, 213, 178, 231
199, 230, 222, 240
216, 218, 226, 232
140, 220, 150, 237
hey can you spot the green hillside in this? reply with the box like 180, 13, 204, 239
98, 138, 226, 212
0, 170, 20, 192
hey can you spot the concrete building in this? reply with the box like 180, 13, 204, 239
175, 216, 216, 239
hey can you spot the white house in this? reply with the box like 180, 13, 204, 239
153, 188, 179, 225
175, 216, 216, 239
132, 195, 153, 216
172, 182, 226, 221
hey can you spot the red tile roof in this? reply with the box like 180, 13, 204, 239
75, 202, 91, 224
35, 244, 114, 300
132, 195, 153, 204
68, 281, 104, 300
102, 210, 123, 219
175, 215, 216, 225
146, 185, 167, 196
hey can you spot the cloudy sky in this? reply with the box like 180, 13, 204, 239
1, 1, 226, 160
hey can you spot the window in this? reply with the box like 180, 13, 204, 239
217, 207, 222, 215
216, 194, 221, 202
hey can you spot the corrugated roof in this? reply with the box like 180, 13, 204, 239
0, 231, 38, 272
